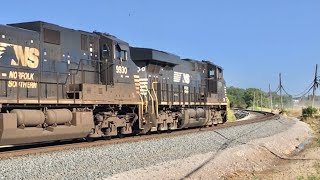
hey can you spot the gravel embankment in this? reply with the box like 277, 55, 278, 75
0, 117, 297, 180
109, 118, 312, 180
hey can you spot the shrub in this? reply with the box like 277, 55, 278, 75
280, 109, 288, 114
302, 106, 318, 117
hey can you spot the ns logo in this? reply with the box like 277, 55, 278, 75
0, 42, 40, 69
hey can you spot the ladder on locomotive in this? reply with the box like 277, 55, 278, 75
140, 80, 159, 132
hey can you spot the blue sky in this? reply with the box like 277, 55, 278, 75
0, 0, 319, 94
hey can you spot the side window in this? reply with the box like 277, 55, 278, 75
114, 44, 127, 61
209, 69, 215, 77
102, 44, 110, 58
81, 34, 88, 51
44, 28, 60, 45
218, 68, 223, 79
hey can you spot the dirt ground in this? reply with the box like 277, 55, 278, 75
228, 109, 320, 180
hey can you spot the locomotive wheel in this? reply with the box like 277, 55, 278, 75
167, 129, 172, 133
102, 136, 111, 140
117, 127, 125, 138
118, 133, 124, 138
86, 137, 94, 142
157, 124, 162, 134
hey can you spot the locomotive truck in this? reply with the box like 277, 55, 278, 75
0, 21, 227, 145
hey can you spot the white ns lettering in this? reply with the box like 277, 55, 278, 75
0, 42, 40, 69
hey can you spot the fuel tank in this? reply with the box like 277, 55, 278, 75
11, 109, 45, 127
45, 109, 73, 126
179, 108, 207, 128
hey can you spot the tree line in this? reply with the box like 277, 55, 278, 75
227, 86, 293, 109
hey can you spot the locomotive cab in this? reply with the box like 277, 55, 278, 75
205, 61, 226, 103
97, 32, 132, 85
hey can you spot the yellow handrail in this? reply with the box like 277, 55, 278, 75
144, 95, 148, 112
147, 89, 154, 114
138, 94, 144, 113
152, 81, 159, 117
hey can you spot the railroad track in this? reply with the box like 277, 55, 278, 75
0, 111, 278, 159
235, 109, 270, 121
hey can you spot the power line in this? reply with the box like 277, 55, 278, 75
289, 81, 314, 97
273, 85, 281, 94
277, 77, 315, 98
273, 64, 319, 108
279, 73, 283, 109
281, 82, 314, 99
260, 88, 263, 111
281, 86, 291, 97
269, 84, 273, 111
312, 64, 318, 108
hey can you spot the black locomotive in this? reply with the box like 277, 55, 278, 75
0, 21, 226, 145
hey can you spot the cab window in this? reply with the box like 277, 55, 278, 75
115, 44, 127, 61
217, 68, 223, 79
209, 69, 215, 77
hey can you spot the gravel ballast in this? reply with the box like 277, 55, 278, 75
109, 118, 312, 180
0, 117, 308, 180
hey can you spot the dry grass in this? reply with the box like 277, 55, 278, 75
287, 108, 303, 118
297, 117, 320, 180
227, 112, 320, 179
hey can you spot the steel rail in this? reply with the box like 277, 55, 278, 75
0, 111, 278, 160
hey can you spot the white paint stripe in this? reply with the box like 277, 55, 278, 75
0, 145, 14, 148
139, 78, 148, 81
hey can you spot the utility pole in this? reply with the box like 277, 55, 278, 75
312, 64, 318, 108
269, 84, 273, 111
260, 88, 263, 111
279, 73, 283, 110
253, 91, 256, 111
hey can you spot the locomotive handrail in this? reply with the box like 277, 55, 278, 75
147, 88, 155, 114
0, 57, 106, 76
63, 58, 103, 85
0, 78, 65, 85
0, 58, 107, 101
152, 81, 159, 117
64, 58, 115, 85
0, 64, 70, 75
0, 58, 105, 85
138, 94, 144, 113
68, 58, 102, 76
